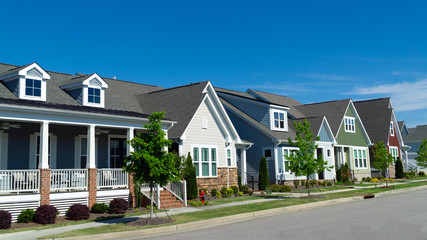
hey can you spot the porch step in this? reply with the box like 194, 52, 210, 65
158, 190, 185, 209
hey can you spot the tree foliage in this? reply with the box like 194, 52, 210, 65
183, 153, 198, 199
415, 139, 427, 169
395, 158, 404, 179
287, 119, 330, 196
258, 156, 269, 190
372, 141, 394, 186
123, 112, 181, 217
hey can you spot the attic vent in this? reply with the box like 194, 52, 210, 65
89, 79, 101, 87
202, 117, 208, 129
27, 68, 42, 78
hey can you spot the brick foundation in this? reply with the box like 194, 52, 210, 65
128, 174, 136, 208
196, 167, 238, 193
88, 168, 97, 208
40, 168, 51, 205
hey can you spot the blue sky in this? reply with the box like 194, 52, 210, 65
1, 1, 427, 127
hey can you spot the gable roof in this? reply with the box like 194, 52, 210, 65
246, 89, 305, 118
290, 116, 327, 141
0, 62, 163, 117
137, 81, 209, 139
404, 125, 427, 143
295, 99, 351, 135
353, 98, 392, 145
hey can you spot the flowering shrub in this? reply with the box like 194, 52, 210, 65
370, 178, 380, 183
248, 188, 254, 196
0, 210, 11, 229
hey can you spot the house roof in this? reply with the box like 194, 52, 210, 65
295, 99, 351, 135
220, 97, 297, 142
404, 125, 427, 143
0, 63, 35, 78
246, 89, 305, 118
398, 121, 405, 132
353, 98, 392, 145
214, 87, 262, 102
0, 62, 164, 118
137, 81, 209, 139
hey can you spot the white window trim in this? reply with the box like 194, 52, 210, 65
344, 116, 356, 133
390, 121, 394, 136
83, 85, 105, 108
20, 75, 47, 101
74, 135, 98, 169
29, 133, 57, 169
389, 146, 399, 164
353, 147, 368, 169
270, 109, 288, 132
107, 134, 127, 168
202, 117, 208, 129
226, 146, 233, 167
283, 147, 298, 173
192, 144, 218, 178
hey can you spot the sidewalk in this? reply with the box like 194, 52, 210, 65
1, 179, 425, 240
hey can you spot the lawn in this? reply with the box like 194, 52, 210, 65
291, 185, 351, 193
43, 180, 427, 239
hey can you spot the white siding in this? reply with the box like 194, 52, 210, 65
181, 99, 236, 168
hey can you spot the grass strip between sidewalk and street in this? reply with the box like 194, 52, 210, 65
42, 180, 427, 239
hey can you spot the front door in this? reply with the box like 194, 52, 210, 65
317, 148, 324, 180
110, 138, 127, 168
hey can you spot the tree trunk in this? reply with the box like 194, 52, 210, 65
386, 168, 389, 187
150, 181, 154, 218
307, 176, 310, 196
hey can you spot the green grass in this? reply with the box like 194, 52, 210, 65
292, 186, 351, 193
43, 180, 427, 239
207, 196, 263, 206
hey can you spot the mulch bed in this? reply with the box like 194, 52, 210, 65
6, 207, 150, 231
380, 186, 395, 189
298, 195, 325, 199
126, 217, 174, 226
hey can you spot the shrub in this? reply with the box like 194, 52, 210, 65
215, 191, 221, 198
327, 181, 332, 186
17, 209, 36, 223
220, 187, 228, 195
366, 177, 371, 182
395, 158, 405, 178
34, 205, 57, 225
226, 188, 234, 197
230, 186, 239, 194
258, 156, 269, 190
321, 181, 327, 187
342, 163, 350, 183
293, 180, 299, 188
419, 171, 425, 176
67, 204, 90, 220
279, 185, 292, 192
310, 180, 316, 187
270, 184, 281, 192
240, 185, 249, 194
248, 188, 254, 196
238, 191, 243, 196
211, 188, 218, 197
91, 203, 109, 214
301, 180, 306, 188
183, 153, 198, 200
238, 175, 242, 190
189, 201, 203, 207
0, 210, 11, 229
336, 167, 342, 182
109, 198, 128, 214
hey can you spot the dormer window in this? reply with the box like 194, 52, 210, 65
25, 79, 42, 97
270, 107, 288, 131
61, 73, 108, 108
0, 63, 50, 101
88, 87, 101, 104
390, 121, 394, 136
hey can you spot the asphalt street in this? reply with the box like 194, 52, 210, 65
146, 188, 427, 240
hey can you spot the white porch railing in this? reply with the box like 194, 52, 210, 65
164, 180, 187, 206
140, 183, 160, 207
97, 169, 128, 189
51, 169, 88, 192
0, 170, 40, 194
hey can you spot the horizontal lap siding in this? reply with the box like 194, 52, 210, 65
0, 194, 40, 221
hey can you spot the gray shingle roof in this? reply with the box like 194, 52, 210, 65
0, 63, 35, 78
0, 62, 163, 117
290, 116, 325, 141
137, 81, 210, 139
214, 87, 269, 103
353, 98, 392, 145
295, 99, 351, 135
404, 125, 427, 143
246, 89, 305, 118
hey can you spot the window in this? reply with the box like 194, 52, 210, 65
327, 149, 331, 158
274, 112, 285, 129
25, 79, 42, 97
390, 146, 399, 164
192, 146, 217, 177
390, 122, 394, 136
283, 148, 298, 173
88, 87, 101, 104
270, 109, 287, 131
353, 148, 367, 168
227, 149, 231, 167
80, 137, 87, 168
344, 117, 355, 133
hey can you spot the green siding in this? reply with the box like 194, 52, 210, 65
336, 107, 368, 147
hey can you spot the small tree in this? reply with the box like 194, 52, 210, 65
395, 158, 404, 179
123, 112, 181, 218
287, 119, 330, 196
258, 156, 269, 190
372, 141, 394, 186
183, 153, 198, 199
415, 139, 427, 169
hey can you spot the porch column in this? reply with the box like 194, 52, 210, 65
127, 127, 136, 208
39, 121, 51, 205
87, 125, 97, 208
241, 148, 247, 185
